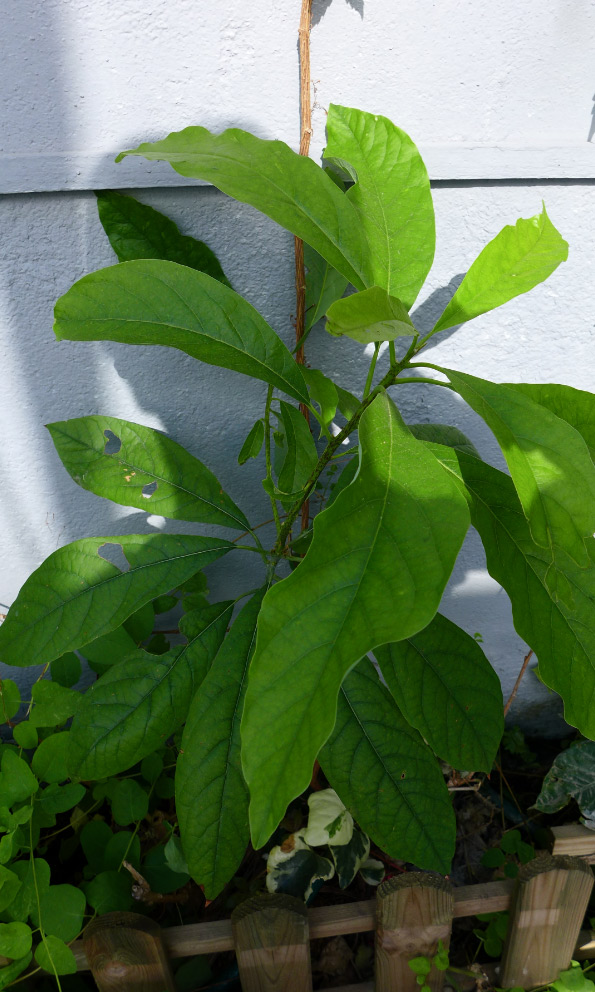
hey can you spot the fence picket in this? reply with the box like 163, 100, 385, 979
231, 892, 313, 991
83, 912, 175, 992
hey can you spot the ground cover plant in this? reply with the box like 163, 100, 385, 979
1, 105, 595, 980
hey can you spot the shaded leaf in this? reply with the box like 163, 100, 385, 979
32, 733, 71, 784
36, 885, 85, 942
0, 923, 31, 959
48, 416, 250, 530
325, 105, 435, 307
0, 533, 232, 668
30, 682, 80, 727
375, 613, 503, 771
54, 260, 308, 404
96, 190, 231, 286
319, 659, 455, 873
0, 682, 20, 721
110, 779, 149, 826
34, 936, 77, 975
142, 844, 189, 894
534, 741, 595, 821
85, 871, 132, 913
301, 368, 338, 430
238, 420, 265, 465
266, 833, 334, 901
242, 391, 469, 848
39, 783, 85, 815
304, 244, 349, 332
276, 402, 318, 502
0, 751, 37, 806
330, 827, 370, 888
326, 286, 416, 342
4, 859, 50, 922
407, 423, 481, 460
0, 867, 22, 915
0, 955, 32, 989
505, 383, 595, 463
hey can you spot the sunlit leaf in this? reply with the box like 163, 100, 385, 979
326, 286, 416, 342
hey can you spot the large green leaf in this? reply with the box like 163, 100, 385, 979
319, 659, 455, 873
176, 591, 264, 898
430, 444, 595, 738
444, 370, 595, 568
54, 260, 308, 404
534, 741, 595, 822
68, 601, 233, 778
325, 105, 435, 307
276, 401, 318, 502
432, 205, 568, 334
375, 612, 503, 772
326, 286, 416, 342
241, 390, 469, 848
0, 534, 232, 668
407, 423, 481, 460
96, 190, 231, 286
304, 244, 349, 332
504, 383, 595, 463
116, 128, 371, 289
48, 416, 249, 530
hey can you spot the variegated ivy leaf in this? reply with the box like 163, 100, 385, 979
302, 789, 354, 847
359, 857, 384, 886
266, 832, 335, 902
331, 827, 370, 888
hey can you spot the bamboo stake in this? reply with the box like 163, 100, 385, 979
83, 912, 175, 992
375, 872, 454, 992
501, 855, 594, 988
231, 893, 313, 992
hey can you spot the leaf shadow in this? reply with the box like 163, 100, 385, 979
410, 273, 465, 350
312, 0, 364, 27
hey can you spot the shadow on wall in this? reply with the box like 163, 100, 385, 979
312, 0, 364, 27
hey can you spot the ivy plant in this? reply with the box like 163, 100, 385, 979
1, 104, 593, 901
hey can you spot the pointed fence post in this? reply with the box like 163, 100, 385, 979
374, 872, 454, 992
84, 912, 175, 992
501, 854, 594, 989
231, 893, 313, 992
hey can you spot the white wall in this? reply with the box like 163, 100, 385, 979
1, 0, 594, 731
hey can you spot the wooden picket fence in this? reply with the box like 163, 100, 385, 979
70, 827, 595, 992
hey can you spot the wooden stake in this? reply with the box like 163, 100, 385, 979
501, 854, 594, 989
83, 912, 175, 992
232, 893, 313, 992
550, 824, 595, 863
375, 872, 454, 992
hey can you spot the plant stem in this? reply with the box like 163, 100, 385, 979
30, 807, 63, 992
389, 340, 396, 365
264, 385, 282, 537
363, 342, 381, 398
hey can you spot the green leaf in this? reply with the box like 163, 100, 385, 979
336, 386, 360, 420
0, 954, 32, 989
96, 190, 231, 286
164, 835, 189, 876
142, 844, 189, 894
301, 368, 338, 430
35, 935, 77, 975
85, 870, 132, 913
116, 127, 371, 290
50, 653, 82, 688
0, 867, 22, 915
36, 885, 85, 942
49, 416, 250, 531
407, 423, 481, 460
82, 625, 138, 676
432, 204, 568, 334
505, 383, 595, 463
0, 681, 21, 721
12, 723, 37, 750
81, 821, 113, 873
359, 857, 384, 885
500, 830, 521, 855
481, 848, 506, 868
319, 659, 455, 873
409, 957, 432, 977
325, 105, 435, 307
140, 753, 164, 783
330, 827, 370, 889
0, 533, 232, 668
375, 612, 503, 771
304, 244, 349, 332
0, 751, 38, 806
176, 591, 264, 899
302, 789, 354, 847
4, 859, 50, 922
534, 741, 595, 820
68, 601, 232, 778
326, 286, 416, 342
276, 402, 318, 502
444, 370, 595, 569
265, 833, 334, 902
429, 445, 595, 738
0, 923, 31, 959
242, 391, 468, 848
30, 682, 80, 727
110, 779, 149, 826
238, 420, 265, 465
32, 733, 71, 783
39, 783, 85, 815
153, 595, 177, 615
123, 602, 155, 644
54, 259, 308, 404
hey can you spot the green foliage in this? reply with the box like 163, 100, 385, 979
481, 830, 535, 879
408, 940, 450, 992
534, 741, 595, 826
1, 103, 590, 921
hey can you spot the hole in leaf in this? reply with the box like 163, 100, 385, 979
142, 482, 158, 499
103, 429, 122, 455
97, 542, 130, 572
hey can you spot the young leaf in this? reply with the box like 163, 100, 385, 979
304, 244, 349, 332
319, 659, 455, 873
265, 832, 335, 902
0, 533, 232, 668
34, 936, 77, 976
429, 445, 595, 739
48, 416, 250, 530
116, 127, 371, 290
432, 205, 568, 335
276, 401, 318, 502
444, 370, 595, 569
301, 368, 339, 430
504, 383, 595, 463
326, 286, 416, 342
375, 612, 504, 772
68, 601, 233, 778
325, 105, 435, 307
242, 391, 469, 848
54, 260, 309, 404
238, 419, 265, 465
176, 591, 265, 899
96, 190, 231, 286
